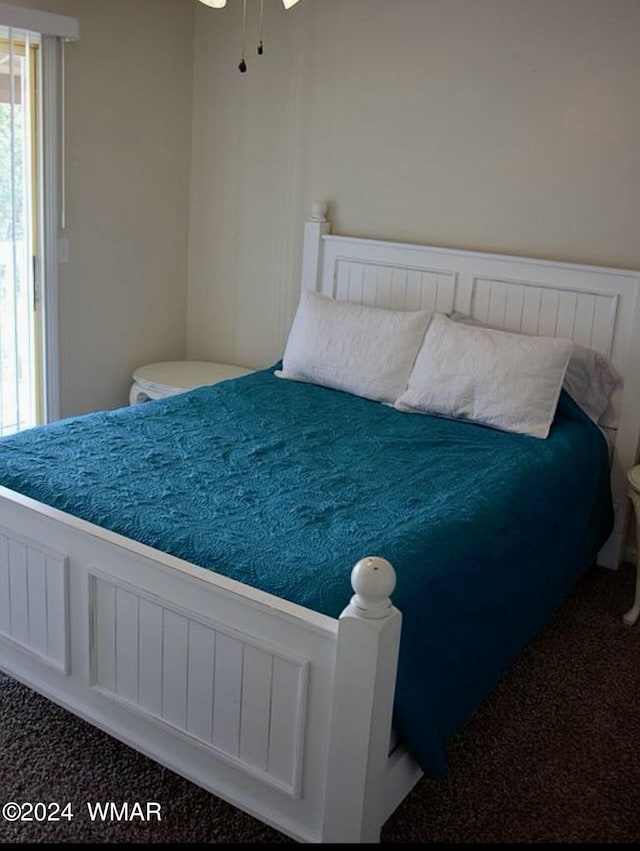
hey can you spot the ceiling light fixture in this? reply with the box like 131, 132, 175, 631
197, 0, 301, 7
197, 0, 302, 72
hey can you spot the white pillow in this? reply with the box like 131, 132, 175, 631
395, 314, 573, 439
276, 290, 431, 404
562, 344, 619, 423
448, 311, 620, 423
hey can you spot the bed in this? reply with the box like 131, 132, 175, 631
0, 203, 639, 843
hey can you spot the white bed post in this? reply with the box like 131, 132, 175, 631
301, 201, 330, 292
321, 557, 402, 844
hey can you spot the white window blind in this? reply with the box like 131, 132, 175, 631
0, 28, 36, 434
0, 4, 78, 428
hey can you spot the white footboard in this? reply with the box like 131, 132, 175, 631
0, 488, 422, 843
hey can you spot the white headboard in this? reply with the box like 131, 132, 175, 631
301, 201, 640, 570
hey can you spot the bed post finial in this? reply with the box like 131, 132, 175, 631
348, 556, 396, 619
322, 555, 402, 842
301, 200, 330, 292
308, 200, 328, 223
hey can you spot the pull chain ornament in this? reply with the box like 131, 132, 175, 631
257, 0, 264, 55
238, 0, 247, 72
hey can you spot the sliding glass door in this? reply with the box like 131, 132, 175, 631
0, 32, 41, 436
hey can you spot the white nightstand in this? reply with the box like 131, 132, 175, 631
130, 361, 253, 405
623, 465, 640, 626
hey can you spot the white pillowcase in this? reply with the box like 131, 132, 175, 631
562, 344, 619, 423
395, 314, 573, 439
448, 311, 620, 423
276, 290, 431, 404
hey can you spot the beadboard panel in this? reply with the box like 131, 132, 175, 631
333, 258, 457, 315
470, 276, 618, 357
89, 574, 309, 797
0, 528, 68, 673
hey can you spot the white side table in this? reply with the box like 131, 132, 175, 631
130, 361, 253, 405
623, 465, 640, 625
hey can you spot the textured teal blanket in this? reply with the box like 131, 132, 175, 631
0, 368, 613, 778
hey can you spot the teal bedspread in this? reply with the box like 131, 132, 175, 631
0, 367, 613, 778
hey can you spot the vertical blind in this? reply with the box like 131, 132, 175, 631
0, 5, 78, 431
0, 28, 35, 435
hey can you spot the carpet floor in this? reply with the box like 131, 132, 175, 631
1, 562, 639, 844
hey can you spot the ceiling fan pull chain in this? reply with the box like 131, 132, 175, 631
257, 0, 264, 55
238, 0, 247, 72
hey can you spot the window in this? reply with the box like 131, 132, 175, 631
0, 4, 79, 432
0, 31, 40, 435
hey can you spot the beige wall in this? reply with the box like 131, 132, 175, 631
187, 0, 640, 370
6, 1, 639, 409
9, 0, 194, 416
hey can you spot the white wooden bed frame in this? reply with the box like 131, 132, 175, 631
1, 203, 639, 843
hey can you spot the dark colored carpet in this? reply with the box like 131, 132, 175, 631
1, 562, 639, 844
